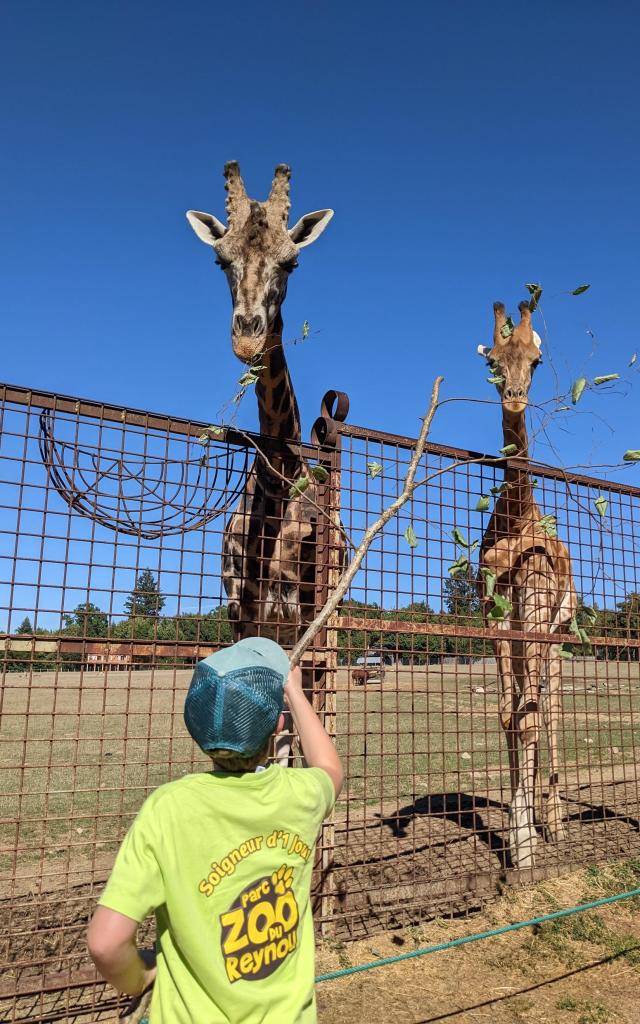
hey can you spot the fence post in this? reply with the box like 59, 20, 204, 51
310, 390, 349, 936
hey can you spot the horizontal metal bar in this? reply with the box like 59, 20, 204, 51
340, 421, 640, 497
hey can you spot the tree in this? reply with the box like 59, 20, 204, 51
124, 569, 166, 618
16, 616, 33, 634
443, 569, 481, 619
616, 592, 640, 662
62, 602, 109, 637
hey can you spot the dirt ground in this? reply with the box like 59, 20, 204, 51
315, 861, 640, 1024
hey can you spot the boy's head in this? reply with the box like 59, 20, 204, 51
184, 637, 289, 771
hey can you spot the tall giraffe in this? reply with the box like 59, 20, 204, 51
478, 300, 577, 869
186, 162, 334, 756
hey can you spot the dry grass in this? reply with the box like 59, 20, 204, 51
1, 660, 639, 883
316, 861, 640, 1023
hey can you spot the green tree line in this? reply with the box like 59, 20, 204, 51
4, 569, 640, 671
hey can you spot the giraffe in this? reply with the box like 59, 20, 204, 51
186, 162, 334, 759
477, 300, 577, 869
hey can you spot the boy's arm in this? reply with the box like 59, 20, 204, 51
284, 667, 344, 797
87, 906, 156, 996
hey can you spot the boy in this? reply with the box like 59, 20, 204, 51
87, 637, 343, 1023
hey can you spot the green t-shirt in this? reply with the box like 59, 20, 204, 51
99, 764, 335, 1024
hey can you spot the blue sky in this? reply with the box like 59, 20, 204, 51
1, 0, 639, 475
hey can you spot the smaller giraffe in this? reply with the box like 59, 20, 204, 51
478, 300, 577, 869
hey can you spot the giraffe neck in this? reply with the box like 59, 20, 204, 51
500, 408, 537, 522
254, 315, 301, 442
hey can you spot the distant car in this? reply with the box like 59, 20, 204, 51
355, 653, 393, 667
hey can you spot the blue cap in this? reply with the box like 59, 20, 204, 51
184, 637, 290, 756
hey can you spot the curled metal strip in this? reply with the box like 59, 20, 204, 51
311, 389, 350, 447
38, 411, 250, 539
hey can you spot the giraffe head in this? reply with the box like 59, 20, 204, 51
187, 162, 333, 363
478, 301, 542, 415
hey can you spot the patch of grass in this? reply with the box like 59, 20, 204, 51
557, 995, 579, 1010
583, 858, 640, 901
577, 1001, 610, 1024
526, 911, 608, 967
321, 936, 352, 969
556, 996, 612, 1022
607, 931, 640, 967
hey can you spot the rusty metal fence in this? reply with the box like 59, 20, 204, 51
1, 382, 639, 1020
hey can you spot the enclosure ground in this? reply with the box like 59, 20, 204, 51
316, 861, 640, 1023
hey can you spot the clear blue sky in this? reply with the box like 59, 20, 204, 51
1, 0, 639, 477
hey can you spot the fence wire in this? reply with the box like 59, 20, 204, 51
1, 384, 639, 1021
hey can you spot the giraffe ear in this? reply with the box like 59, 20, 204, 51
289, 209, 334, 249
477, 345, 491, 357
186, 210, 227, 246
532, 330, 542, 351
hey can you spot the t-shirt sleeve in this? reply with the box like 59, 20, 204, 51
98, 795, 165, 922
307, 767, 337, 818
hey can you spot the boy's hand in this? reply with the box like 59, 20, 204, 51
119, 950, 155, 1022
283, 666, 303, 707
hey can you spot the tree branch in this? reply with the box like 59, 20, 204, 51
289, 376, 444, 668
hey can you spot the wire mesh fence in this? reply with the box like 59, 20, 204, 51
1, 383, 639, 1020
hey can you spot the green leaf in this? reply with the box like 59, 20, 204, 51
311, 465, 329, 484
452, 527, 470, 548
490, 482, 513, 496
593, 374, 620, 385
480, 567, 496, 598
500, 316, 515, 339
538, 514, 558, 538
367, 461, 383, 479
623, 450, 640, 462
557, 405, 572, 412
487, 375, 505, 385
289, 476, 310, 499
404, 525, 418, 549
302, 320, 310, 339
488, 606, 505, 620
447, 555, 469, 577
571, 284, 591, 295
629, 352, 637, 367
499, 443, 518, 456
559, 646, 574, 659
582, 605, 598, 626
572, 377, 587, 404
492, 593, 513, 614
569, 615, 581, 641
525, 282, 543, 311
531, 478, 539, 487
197, 433, 210, 446
207, 424, 224, 436
476, 495, 490, 512
238, 370, 260, 387
594, 495, 608, 517
469, 539, 480, 554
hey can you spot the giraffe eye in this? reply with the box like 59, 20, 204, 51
215, 257, 232, 270
281, 259, 298, 272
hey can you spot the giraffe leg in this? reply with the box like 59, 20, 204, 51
510, 652, 540, 870
542, 645, 567, 842
509, 556, 555, 868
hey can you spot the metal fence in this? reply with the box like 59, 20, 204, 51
1, 383, 639, 1021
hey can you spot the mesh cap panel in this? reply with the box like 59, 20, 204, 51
184, 663, 284, 755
